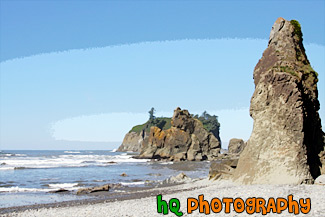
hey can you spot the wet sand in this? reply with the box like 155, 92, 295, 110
0, 182, 183, 215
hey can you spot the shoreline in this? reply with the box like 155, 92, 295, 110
3, 179, 325, 217
0, 150, 211, 213
0, 181, 194, 216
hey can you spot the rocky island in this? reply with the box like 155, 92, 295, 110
139, 107, 221, 161
118, 107, 222, 161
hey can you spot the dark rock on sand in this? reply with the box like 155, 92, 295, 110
49, 188, 69, 193
77, 184, 110, 195
139, 107, 221, 161
233, 18, 325, 184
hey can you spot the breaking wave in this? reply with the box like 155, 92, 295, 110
0, 152, 149, 170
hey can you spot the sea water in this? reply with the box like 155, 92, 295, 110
0, 150, 210, 208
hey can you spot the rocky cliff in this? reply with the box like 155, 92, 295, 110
117, 118, 171, 152
117, 131, 147, 152
233, 18, 325, 184
139, 107, 221, 161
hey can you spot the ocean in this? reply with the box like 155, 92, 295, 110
0, 150, 210, 208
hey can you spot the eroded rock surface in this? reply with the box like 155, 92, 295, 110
233, 18, 325, 184
228, 138, 246, 154
209, 159, 239, 180
117, 131, 147, 152
139, 107, 221, 161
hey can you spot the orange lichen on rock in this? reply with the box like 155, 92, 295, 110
275, 17, 285, 24
139, 107, 221, 161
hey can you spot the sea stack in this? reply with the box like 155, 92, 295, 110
233, 18, 325, 184
139, 107, 221, 161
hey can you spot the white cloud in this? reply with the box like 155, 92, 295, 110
51, 113, 148, 142
51, 108, 252, 150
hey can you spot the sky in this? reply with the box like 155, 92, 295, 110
0, 0, 324, 150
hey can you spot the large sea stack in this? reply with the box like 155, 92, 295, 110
139, 107, 221, 161
233, 18, 325, 184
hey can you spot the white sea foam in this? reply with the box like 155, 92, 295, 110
120, 182, 145, 186
48, 183, 79, 189
1, 153, 26, 157
63, 151, 81, 154
0, 153, 149, 170
0, 187, 50, 193
1, 154, 14, 157
93, 179, 105, 182
160, 162, 174, 165
0, 182, 80, 193
0, 167, 16, 170
0, 181, 146, 193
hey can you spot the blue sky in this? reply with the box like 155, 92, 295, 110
0, 1, 324, 150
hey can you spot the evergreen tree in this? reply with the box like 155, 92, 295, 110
148, 107, 156, 120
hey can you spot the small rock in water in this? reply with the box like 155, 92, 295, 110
49, 188, 69, 193
163, 172, 191, 184
77, 184, 110, 195
120, 173, 128, 177
148, 173, 162, 177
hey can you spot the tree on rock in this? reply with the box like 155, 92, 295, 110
148, 107, 156, 121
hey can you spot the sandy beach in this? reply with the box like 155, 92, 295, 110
4, 179, 325, 217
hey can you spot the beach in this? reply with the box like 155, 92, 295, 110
2, 150, 325, 217
3, 178, 325, 217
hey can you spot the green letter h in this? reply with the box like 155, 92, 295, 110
157, 195, 168, 214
